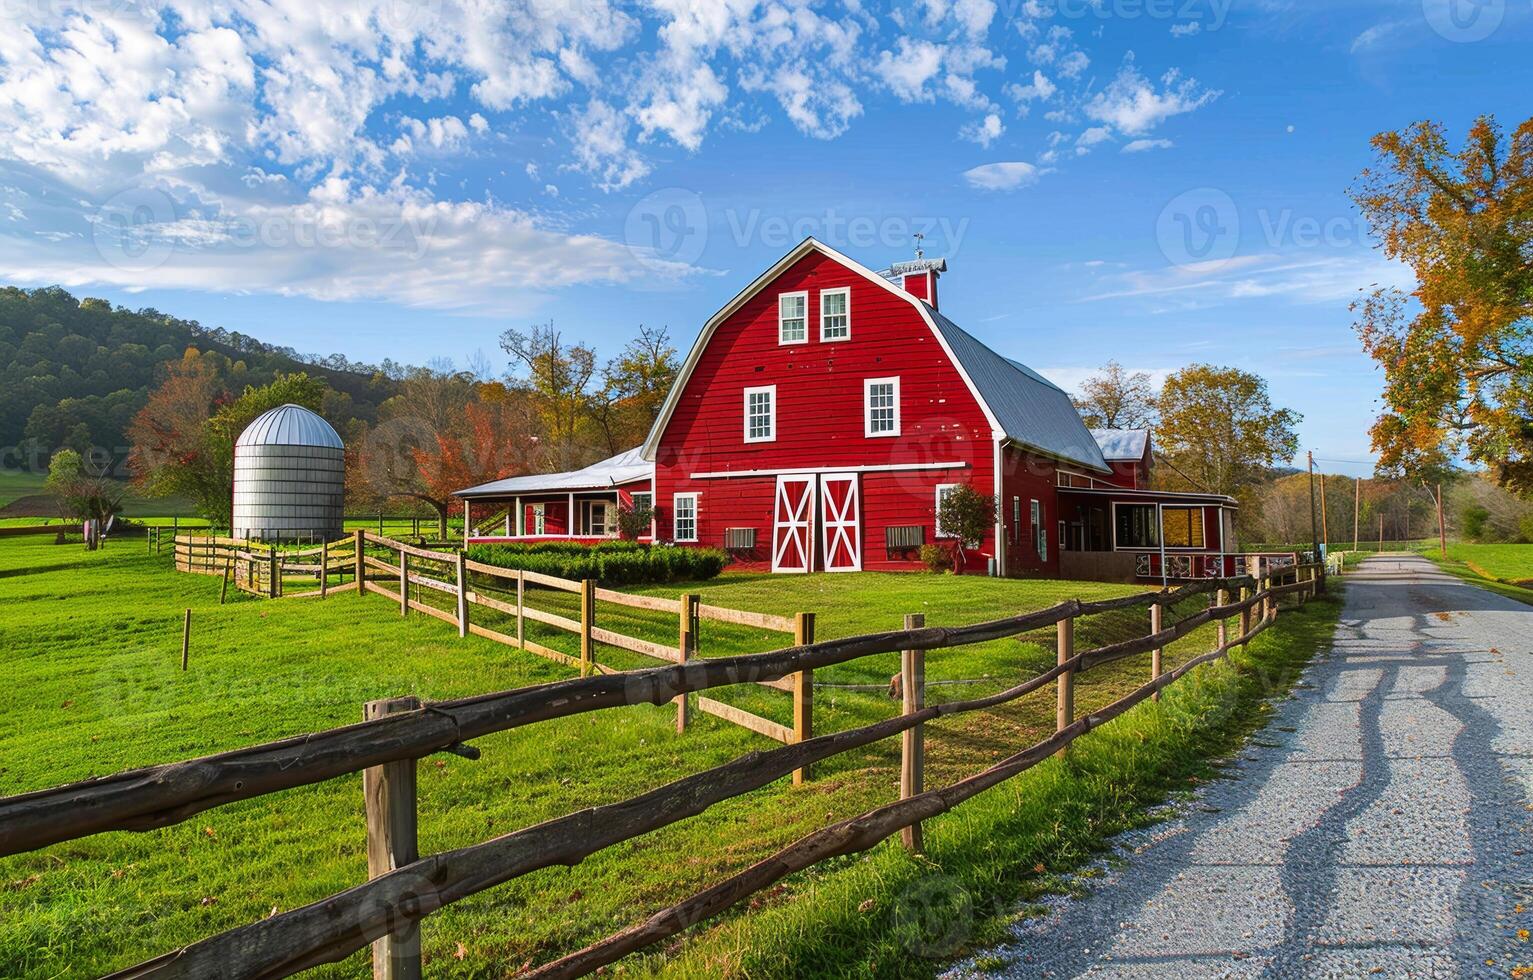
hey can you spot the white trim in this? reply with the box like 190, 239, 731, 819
640, 237, 1007, 461
819, 286, 851, 341
743, 384, 776, 444
993, 439, 1006, 575
864, 376, 901, 438
777, 290, 808, 345
934, 483, 959, 538
818, 472, 862, 572
672, 492, 699, 543
690, 460, 968, 480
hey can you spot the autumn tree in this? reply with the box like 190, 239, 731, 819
1350, 115, 1533, 492
1072, 360, 1158, 430
501, 322, 597, 470
46, 448, 123, 538
1155, 364, 1301, 500
352, 368, 539, 535
590, 324, 680, 454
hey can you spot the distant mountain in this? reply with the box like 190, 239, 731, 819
0, 285, 402, 471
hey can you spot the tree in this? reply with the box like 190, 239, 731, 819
1155, 365, 1301, 500
935, 483, 995, 572
501, 323, 597, 470
353, 370, 540, 535
591, 325, 679, 454
46, 448, 123, 545
1350, 116, 1533, 492
1072, 360, 1158, 430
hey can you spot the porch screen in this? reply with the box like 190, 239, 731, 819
1161, 507, 1205, 548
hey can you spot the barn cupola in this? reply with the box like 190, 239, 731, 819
879, 255, 947, 310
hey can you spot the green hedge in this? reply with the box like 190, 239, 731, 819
466, 540, 729, 586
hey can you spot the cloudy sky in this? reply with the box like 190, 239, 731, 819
1, 0, 1527, 474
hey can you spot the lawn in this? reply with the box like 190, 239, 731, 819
0, 537, 1339, 978
1416, 541, 1533, 605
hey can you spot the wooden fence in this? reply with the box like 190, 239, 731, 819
171, 531, 813, 754
0, 559, 1325, 979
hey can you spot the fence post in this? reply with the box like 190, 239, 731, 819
792, 612, 815, 786
1238, 582, 1252, 652
363, 695, 422, 980
515, 570, 525, 648
220, 562, 230, 605
1262, 574, 1274, 622
321, 541, 329, 599
900, 613, 926, 853
180, 609, 191, 671
269, 544, 279, 599
354, 529, 365, 593
1150, 600, 1163, 701
580, 579, 595, 676
399, 548, 409, 617
676, 593, 698, 733
455, 551, 469, 639
1055, 614, 1074, 758
1215, 587, 1228, 654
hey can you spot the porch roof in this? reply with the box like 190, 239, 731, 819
1056, 485, 1238, 507
455, 447, 651, 498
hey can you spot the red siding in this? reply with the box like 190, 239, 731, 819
654, 250, 995, 571
1000, 447, 1061, 576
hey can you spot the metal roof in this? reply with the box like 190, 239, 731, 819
456, 447, 651, 498
1091, 428, 1150, 461
235, 404, 343, 450
926, 307, 1111, 473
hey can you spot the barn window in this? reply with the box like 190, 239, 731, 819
1031, 499, 1046, 560
1011, 496, 1021, 543
864, 376, 900, 437
1161, 507, 1205, 548
934, 483, 958, 537
820, 287, 850, 341
1114, 504, 1158, 549
630, 492, 652, 513
743, 385, 776, 443
673, 493, 698, 542
778, 291, 808, 344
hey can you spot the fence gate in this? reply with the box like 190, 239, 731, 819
818, 473, 861, 572
772, 475, 816, 573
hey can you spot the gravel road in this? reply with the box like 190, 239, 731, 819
948, 555, 1533, 979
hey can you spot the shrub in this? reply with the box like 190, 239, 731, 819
616, 501, 654, 540
918, 543, 953, 573
466, 540, 728, 586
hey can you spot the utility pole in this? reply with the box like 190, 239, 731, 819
1319, 471, 1330, 550
1306, 451, 1320, 561
1378, 512, 1384, 552
1353, 477, 1361, 552
1435, 482, 1447, 559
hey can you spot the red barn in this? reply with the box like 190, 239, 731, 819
460, 238, 1240, 582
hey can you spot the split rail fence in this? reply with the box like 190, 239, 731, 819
171, 531, 813, 755
1, 555, 1325, 979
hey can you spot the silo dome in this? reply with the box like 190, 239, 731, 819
232, 404, 345, 542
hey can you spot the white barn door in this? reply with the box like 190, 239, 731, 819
819, 473, 861, 572
772, 475, 816, 573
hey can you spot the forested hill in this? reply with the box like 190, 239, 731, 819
0, 285, 400, 466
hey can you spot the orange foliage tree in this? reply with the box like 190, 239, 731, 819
1350, 115, 1533, 491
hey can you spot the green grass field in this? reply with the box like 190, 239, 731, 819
0, 537, 1339, 978
1415, 541, 1533, 605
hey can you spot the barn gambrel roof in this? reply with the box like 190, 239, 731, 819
641, 237, 1111, 474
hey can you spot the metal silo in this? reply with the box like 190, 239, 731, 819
232, 404, 345, 542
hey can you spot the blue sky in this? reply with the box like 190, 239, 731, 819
1, 0, 1528, 476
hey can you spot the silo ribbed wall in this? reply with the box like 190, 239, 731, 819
231, 444, 345, 541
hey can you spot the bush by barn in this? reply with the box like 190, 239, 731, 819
466, 540, 729, 585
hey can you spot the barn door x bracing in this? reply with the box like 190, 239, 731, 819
772, 475, 816, 573
819, 473, 861, 572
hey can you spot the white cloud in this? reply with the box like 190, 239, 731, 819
1082, 253, 1415, 306
960, 112, 1004, 147
1170, 22, 1203, 37
1084, 56, 1220, 136
874, 37, 947, 101
567, 99, 651, 192
962, 161, 1043, 191
1122, 138, 1174, 153
1004, 70, 1057, 112
1075, 126, 1114, 154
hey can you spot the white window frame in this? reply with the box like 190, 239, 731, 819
743, 384, 776, 444
673, 492, 699, 543
529, 502, 546, 536
819, 286, 850, 341
864, 376, 901, 438
778, 291, 808, 345
1031, 499, 1046, 560
1058, 519, 1066, 548
1011, 496, 1021, 543
934, 483, 959, 538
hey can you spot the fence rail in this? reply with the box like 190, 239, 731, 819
2, 554, 1326, 979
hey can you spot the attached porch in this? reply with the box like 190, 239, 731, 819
1055, 487, 1242, 583
456, 448, 653, 545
